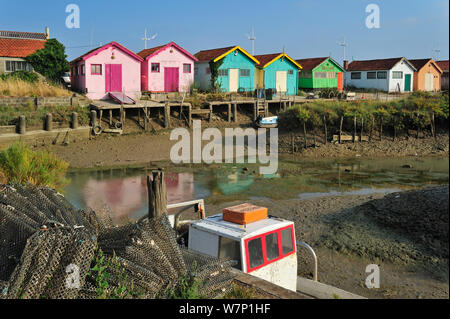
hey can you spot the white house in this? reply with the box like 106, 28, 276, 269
344, 57, 416, 93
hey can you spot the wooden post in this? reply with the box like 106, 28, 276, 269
227, 103, 231, 122
188, 105, 192, 128
90, 110, 97, 127
147, 170, 167, 219
360, 116, 364, 142
291, 133, 295, 154
110, 109, 113, 126
233, 103, 237, 122
71, 112, 79, 129
323, 115, 328, 144
353, 116, 356, 143
253, 101, 257, 121
164, 104, 170, 128
339, 116, 343, 144
19, 115, 26, 134
209, 104, 213, 123
45, 113, 53, 131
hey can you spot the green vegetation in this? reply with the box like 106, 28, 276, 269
279, 92, 448, 143
87, 248, 144, 299
0, 71, 39, 83
0, 142, 69, 192
209, 59, 225, 93
0, 104, 90, 127
26, 39, 70, 83
223, 283, 260, 299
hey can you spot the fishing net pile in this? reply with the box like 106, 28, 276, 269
0, 184, 236, 299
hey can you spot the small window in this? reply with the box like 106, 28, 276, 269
218, 69, 228, 76
367, 71, 376, 79
377, 71, 387, 79
288, 70, 294, 75
183, 64, 191, 73
327, 72, 336, 78
206, 67, 211, 74
351, 72, 361, 79
5, 61, 11, 72
247, 237, 264, 269
392, 71, 403, 79
281, 228, 294, 255
315, 72, 327, 78
240, 69, 250, 77
265, 233, 279, 261
151, 63, 160, 73
91, 64, 101, 75
218, 237, 241, 269
301, 70, 312, 79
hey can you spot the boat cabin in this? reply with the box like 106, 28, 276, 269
188, 204, 297, 291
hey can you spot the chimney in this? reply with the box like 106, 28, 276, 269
343, 60, 349, 70
45, 27, 50, 39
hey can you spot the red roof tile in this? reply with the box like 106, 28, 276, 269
137, 44, 167, 59
254, 53, 282, 67
0, 37, 46, 58
194, 46, 236, 62
137, 42, 197, 61
295, 57, 329, 71
347, 57, 407, 71
436, 60, 449, 72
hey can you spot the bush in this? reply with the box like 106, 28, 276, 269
0, 71, 39, 83
0, 142, 69, 192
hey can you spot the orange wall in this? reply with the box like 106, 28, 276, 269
413, 61, 442, 91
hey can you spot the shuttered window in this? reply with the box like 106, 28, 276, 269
315, 72, 327, 78
183, 64, 191, 73
300, 71, 312, 78
392, 71, 403, 79
151, 63, 160, 73
351, 72, 361, 79
91, 64, 102, 75
218, 69, 228, 76
240, 69, 250, 77
377, 71, 387, 79
327, 72, 336, 78
367, 72, 376, 79
5, 60, 32, 72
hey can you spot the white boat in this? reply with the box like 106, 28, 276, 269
255, 115, 278, 128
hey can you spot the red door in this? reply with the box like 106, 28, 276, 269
164, 67, 179, 92
337, 72, 343, 91
105, 64, 122, 92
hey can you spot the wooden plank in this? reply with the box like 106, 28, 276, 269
332, 135, 368, 142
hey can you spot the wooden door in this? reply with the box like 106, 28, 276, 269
404, 74, 411, 92
337, 72, 343, 91
425, 73, 434, 91
276, 71, 287, 92
105, 64, 122, 92
229, 69, 239, 92
164, 67, 179, 92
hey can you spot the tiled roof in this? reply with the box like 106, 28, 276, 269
194, 46, 236, 62
347, 57, 406, 71
254, 53, 282, 67
436, 60, 449, 72
0, 37, 46, 58
71, 42, 143, 64
137, 44, 168, 59
137, 42, 198, 61
294, 57, 329, 71
0, 30, 47, 40
409, 59, 432, 70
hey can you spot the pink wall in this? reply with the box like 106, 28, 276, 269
71, 44, 142, 100
144, 45, 195, 92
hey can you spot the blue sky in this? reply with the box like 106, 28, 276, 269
1, 0, 448, 63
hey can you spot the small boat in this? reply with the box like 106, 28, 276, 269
255, 115, 278, 128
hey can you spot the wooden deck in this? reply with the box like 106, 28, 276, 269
89, 95, 311, 132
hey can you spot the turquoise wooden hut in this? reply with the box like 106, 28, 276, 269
194, 46, 259, 92
254, 53, 302, 96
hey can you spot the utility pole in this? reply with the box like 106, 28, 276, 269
337, 37, 347, 64
142, 28, 157, 50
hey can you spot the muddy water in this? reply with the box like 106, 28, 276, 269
65, 156, 449, 225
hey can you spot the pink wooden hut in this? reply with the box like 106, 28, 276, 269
70, 42, 143, 100
137, 42, 198, 93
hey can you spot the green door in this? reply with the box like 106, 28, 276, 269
404, 74, 411, 92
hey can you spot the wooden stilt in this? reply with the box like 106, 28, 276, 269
147, 170, 167, 219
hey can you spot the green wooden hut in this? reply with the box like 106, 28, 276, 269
296, 57, 344, 91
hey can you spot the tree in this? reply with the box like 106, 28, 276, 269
26, 39, 69, 83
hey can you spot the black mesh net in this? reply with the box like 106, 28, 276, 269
0, 184, 236, 299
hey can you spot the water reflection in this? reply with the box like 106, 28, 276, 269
65, 157, 449, 225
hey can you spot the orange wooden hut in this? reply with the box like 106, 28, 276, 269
409, 58, 442, 92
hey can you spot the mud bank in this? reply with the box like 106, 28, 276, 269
37, 127, 448, 169
205, 185, 449, 299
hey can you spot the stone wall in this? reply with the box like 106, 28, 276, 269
0, 96, 89, 107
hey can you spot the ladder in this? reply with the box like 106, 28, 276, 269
256, 89, 267, 117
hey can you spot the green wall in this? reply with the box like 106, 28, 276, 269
299, 58, 344, 90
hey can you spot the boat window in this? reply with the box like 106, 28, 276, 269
247, 237, 264, 269
265, 232, 279, 261
218, 236, 241, 269
281, 227, 294, 255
